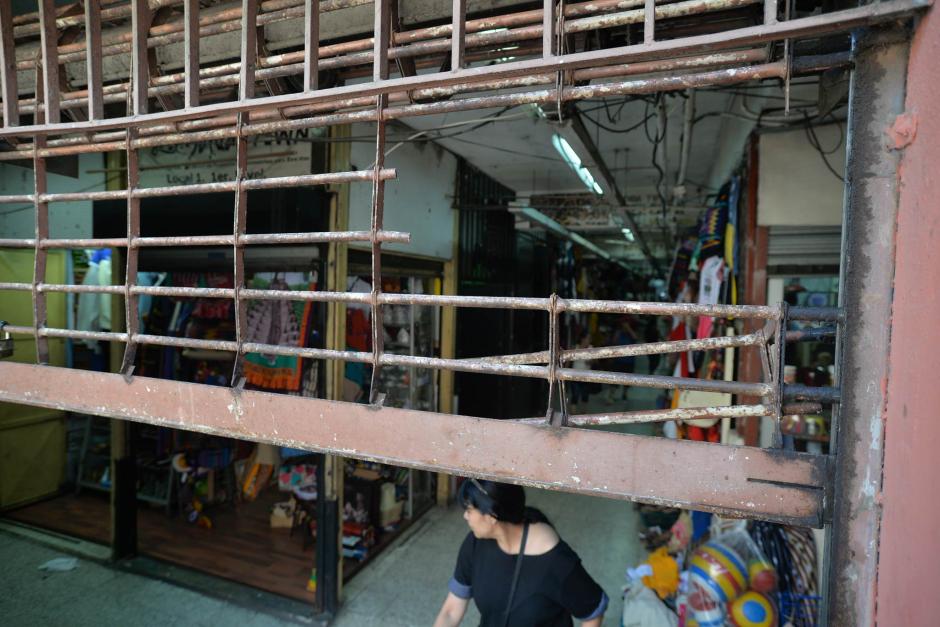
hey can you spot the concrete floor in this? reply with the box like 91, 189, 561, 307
1, 386, 656, 626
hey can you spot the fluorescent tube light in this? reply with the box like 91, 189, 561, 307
551, 134, 603, 196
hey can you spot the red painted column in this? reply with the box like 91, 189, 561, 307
876, 9, 940, 625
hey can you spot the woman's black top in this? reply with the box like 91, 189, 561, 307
448, 531, 609, 626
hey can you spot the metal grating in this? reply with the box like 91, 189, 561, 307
0, 0, 928, 526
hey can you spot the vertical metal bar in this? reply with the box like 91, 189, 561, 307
543, 0, 555, 57
37, 0, 60, 124
232, 113, 249, 385
240, 0, 258, 100
0, 1, 18, 126
368, 95, 388, 403
645, 0, 655, 43
764, 0, 778, 25
304, 0, 320, 90
131, 0, 150, 115
84, 0, 104, 120
32, 137, 49, 364
120, 129, 141, 376
184, 0, 200, 108
374, 0, 390, 81
824, 26, 909, 627
452, 0, 466, 70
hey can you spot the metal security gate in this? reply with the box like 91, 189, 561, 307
0, 0, 927, 579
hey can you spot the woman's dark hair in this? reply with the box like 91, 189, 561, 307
458, 479, 550, 525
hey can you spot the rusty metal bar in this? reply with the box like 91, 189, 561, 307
32, 139, 50, 364
0, 232, 408, 249
131, 0, 151, 115
558, 367, 772, 396
85, 0, 104, 120
0, 361, 827, 526
232, 113, 249, 384
452, 0, 467, 70
121, 129, 141, 375
184, 0, 200, 108
22, 170, 397, 202
374, 0, 390, 82
785, 327, 837, 342
304, 0, 319, 90
37, 0, 60, 124
0, 62, 787, 158
0, 0, 923, 140
7, 0, 680, 116
645, 0, 655, 43
0, 56, 845, 159
0, 2, 18, 126
789, 305, 842, 322
784, 384, 840, 403
478, 331, 767, 365
369, 95, 388, 402
515, 404, 773, 426
240, 0, 258, 100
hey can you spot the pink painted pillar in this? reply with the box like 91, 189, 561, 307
876, 9, 940, 626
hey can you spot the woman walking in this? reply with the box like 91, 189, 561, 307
434, 479, 608, 627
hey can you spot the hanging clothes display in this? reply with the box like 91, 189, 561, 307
243, 274, 317, 392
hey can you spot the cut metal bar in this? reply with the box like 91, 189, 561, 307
374, 0, 390, 81
789, 305, 842, 322
184, 0, 200, 107
37, 0, 60, 124
303, 0, 319, 90
452, 0, 467, 70
240, 0, 258, 100
514, 404, 773, 426
131, 0, 151, 115
85, 0, 104, 120
0, 361, 827, 527
32, 138, 50, 364
557, 367, 773, 396
3, 0, 921, 139
645, 0, 655, 43
785, 327, 837, 342
121, 129, 141, 375
0, 282, 36, 291
783, 384, 840, 403
0, 1, 19, 126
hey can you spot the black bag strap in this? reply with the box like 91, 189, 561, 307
502, 521, 529, 627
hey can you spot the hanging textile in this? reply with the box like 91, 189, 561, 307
243, 274, 317, 391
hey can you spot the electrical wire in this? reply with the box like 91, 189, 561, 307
803, 113, 845, 182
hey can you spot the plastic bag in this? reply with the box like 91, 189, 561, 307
622, 583, 679, 627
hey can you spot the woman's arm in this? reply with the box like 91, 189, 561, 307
580, 616, 603, 627
433, 592, 469, 627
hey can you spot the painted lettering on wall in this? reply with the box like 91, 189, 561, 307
139, 129, 314, 189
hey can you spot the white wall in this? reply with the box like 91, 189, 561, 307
0, 153, 106, 239
758, 124, 846, 227
348, 123, 457, 260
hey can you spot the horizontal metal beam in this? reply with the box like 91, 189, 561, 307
0, 0, 925, 139
0, 361, 826, 526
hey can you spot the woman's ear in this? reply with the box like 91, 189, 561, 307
485, 513, 498, 526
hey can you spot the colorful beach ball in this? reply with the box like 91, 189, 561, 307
689, 541, 749, 604
729, 591, 778, 627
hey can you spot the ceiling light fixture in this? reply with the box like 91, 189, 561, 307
509, 205, 628, 269
621, 227, 636, 242
551, 134, 603, 196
